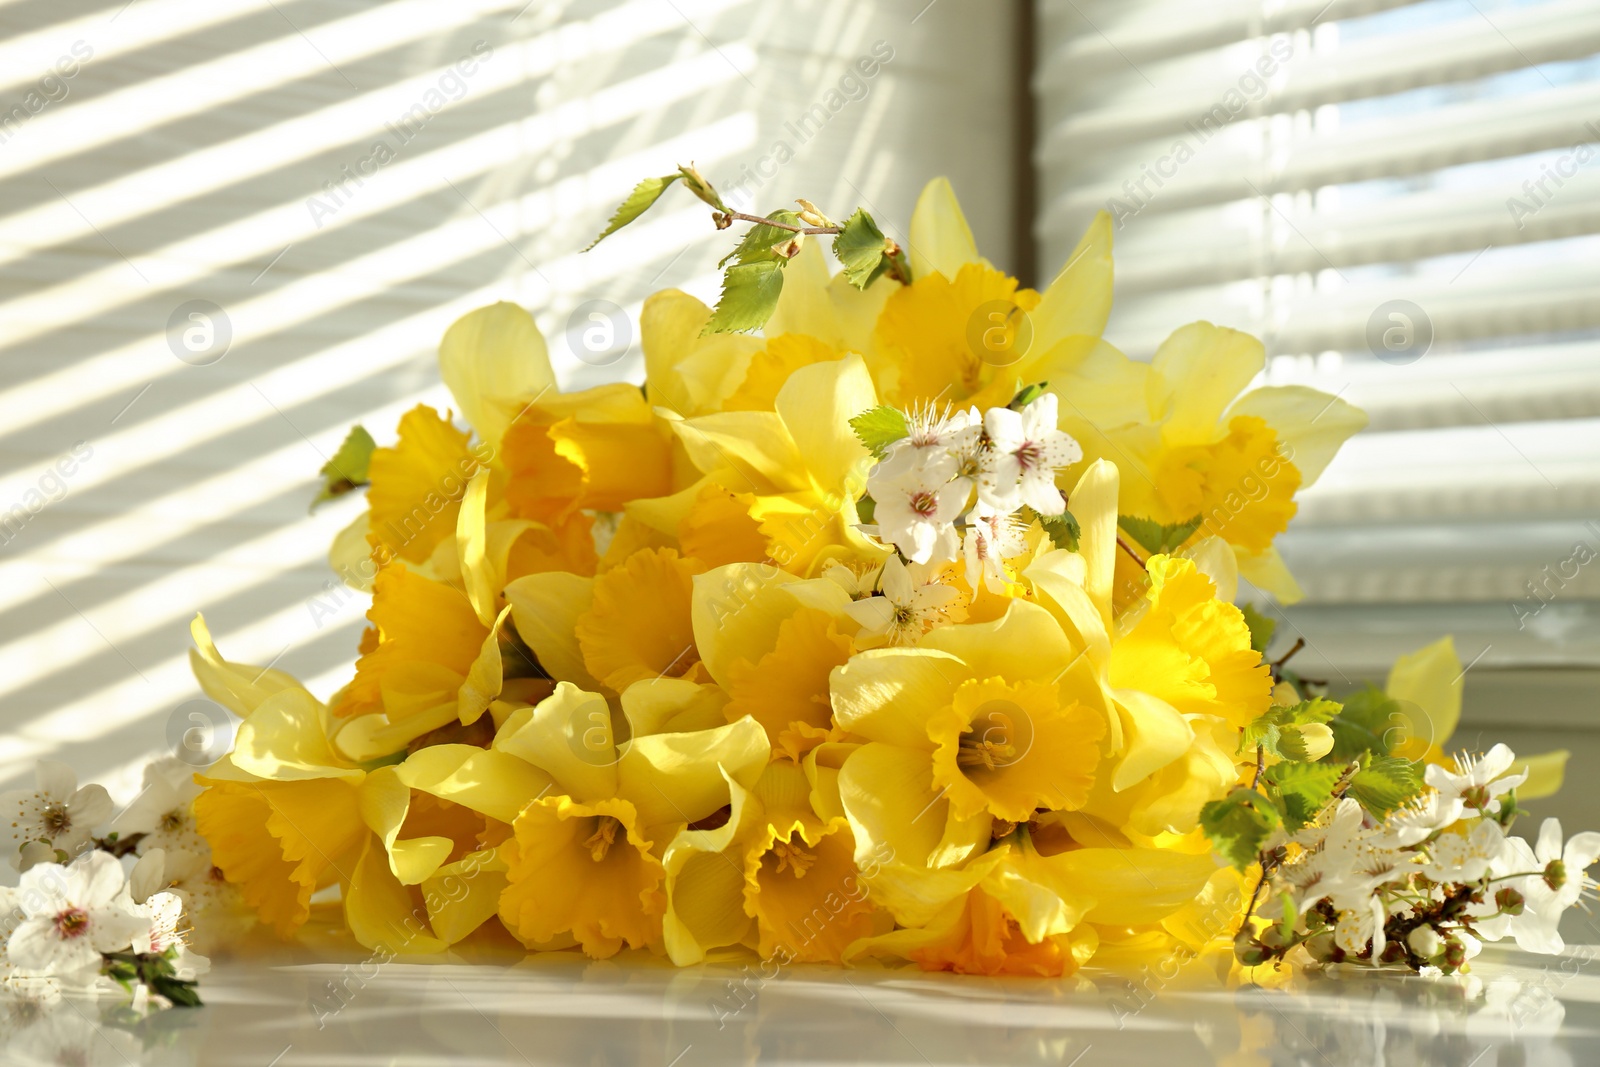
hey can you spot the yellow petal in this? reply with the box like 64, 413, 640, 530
396, 743, 557, 825
919, 599, 1077, 685
1386, 636, 1463, 758
829, 647, 964, 749
1030, 211, 1113, 354
724, 606, 854, 754
641, 289, 763, 417
613, 679, 721, 739
661, 772, 761, 965
366, 405, 484, 565
577, 547, 706, 691
1236, 545, 1305, 605
745, 817, 884, 964
1044, 846, 1219, 926
1069, 459, 1119, 632
666, 409, 807, 493
338, 563, 487, 721
1516, 749, 1569, 800
344, 835, 447, 954
231, 688, 362, 783
774, 353, 877, 498
617, 716, 769, 830
836, 742, 984, 870
504, 571, 602, 691
421, 847, 508, 945
437, 301, 555, 450
328, 514, 376, 593
1229, 384, 1368, 489
499, 795, 664, 957
493, 682, 619, 803
908, 176, 980, 281
1107, 688, 1195, 792
691, 563, 802, 684
187, 613, 303, 718
1148, 323, 1266, 446
457, 468, 495, 626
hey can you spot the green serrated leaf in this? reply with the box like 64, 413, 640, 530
720, 210, 802, 268
310, 424, 376, 513
1324, 685, 1401, 764
1200, 788, 1283, 871
585, 174, 681, 251
1008, 382, 1050, 410
1241, 698, 1342, 759
1032, 508, 1080, 552
702, 259, 786, 335
1264, 760, 1345, 831
1349, 754, 1422, 817
849, 405, 910, 459
1119, 513, 1204, 555
1241, 603, 1276, 656
832, 209, 891, 290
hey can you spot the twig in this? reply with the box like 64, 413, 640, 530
1271, 637, 1306, 672
717, 210, 840, 235
1116, 535, 1148, 571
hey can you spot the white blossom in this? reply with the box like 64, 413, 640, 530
1421, 820, 1510, 884
6, 853, 146, 984
112, 757, 205, 856
1424, 743, 1527, 819
978, 394, 1080, 514
869, 461, 966, 565
1, 762, 113, 866
844, 556, 963, 647
962, 505, 1027, 594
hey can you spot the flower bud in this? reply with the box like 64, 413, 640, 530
1406, 925, 1444, 960
1544, 859, 1568, 891
1443, 936, 1468, 970
1259, 924, 1291, 950
1304, 932, 1342, 963
1291, 723, 1335, 762
1234, 932, 1271, 966
1495, 887, 1526, 916
795, 198, 832, 228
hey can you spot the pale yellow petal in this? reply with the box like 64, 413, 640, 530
396, 744, 557, 825
666, 409, 807, 493
421, 847, 508, 945
1237, 545, 1305, 605
328, 514, 376, 593
1228, 384, 1368, 488
828, 648, 963, 749
438, 301, 555, 449
504, 571, 603, 691
1516, 749, 1569, 800
908, 176, 979, 280
456, 468, 495, 626
919, 600, 1075, 685
493, 682, 620, 803
773, 353, 877, 498
188, 613, 304, 718
1108, 688, 1193, 791
1030, 210, 1113, 353
1386, 636, 1463, 757
617, 717, 769, 830
620, 678, 730, 738
231, 688, 361, 783
345, 836, 446, 955
1070, 459, 1119, 631
1149, 323, 1265, 446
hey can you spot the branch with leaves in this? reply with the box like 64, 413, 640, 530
587, 163, 910, 336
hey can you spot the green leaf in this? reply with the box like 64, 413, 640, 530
1241, 603, 1276, 656
1241, 698, 1342, 760
720, 210, 802, 268
832, 209, 892, 289
1349, 754, 1422, 817
702, 259, 786, 335
585, 174, 681, 251
1324, 685, 1401, 764
1264, 761, 1344, 832
1200, 788, 1283, 871
1119, 513, 1205, 555
1008, 382, 1049, 410
151, 974, 204, 1008
310, 424, 376, 513
849, 405, 910, 458
856, 493, 876, 525
1032, 508, 1080, 552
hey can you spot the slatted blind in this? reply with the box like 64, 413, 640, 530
1035, 0, 1600, 673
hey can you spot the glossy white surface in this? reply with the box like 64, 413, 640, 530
6, 943, 1599, 1066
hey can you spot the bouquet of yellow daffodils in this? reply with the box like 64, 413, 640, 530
8, 172, 1585, 1005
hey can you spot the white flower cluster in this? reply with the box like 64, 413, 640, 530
864, 393, 1082, 599
0, 759, 222, 1004
1253, 745, 1600, 974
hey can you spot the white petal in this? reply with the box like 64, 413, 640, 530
67, 784, 114, 832
73, 850, 128, 909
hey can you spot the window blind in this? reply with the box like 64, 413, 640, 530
1034, 0, 1600, 674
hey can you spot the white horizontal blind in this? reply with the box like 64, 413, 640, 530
0, 0, 1018, 798
1035, 0, 1600, 672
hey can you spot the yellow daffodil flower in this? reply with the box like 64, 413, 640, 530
493, 681, 769, 957
1055, 322, 1366, 603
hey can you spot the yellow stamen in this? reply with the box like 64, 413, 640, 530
584, 816, 621, 862
770, 840, 816, 878
957, 732, 1016, 771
